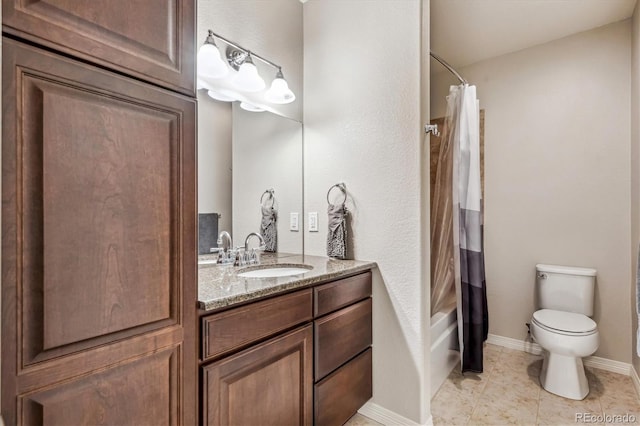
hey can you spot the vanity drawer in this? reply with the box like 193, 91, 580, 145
314, 271, 372, 317
202, 289, 313, 361
314, 348, 372, 426
314, 298, 372, 380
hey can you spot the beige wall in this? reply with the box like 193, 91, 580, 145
232, 105, 303, 254
304, 0, 430, 422
632, 3, 640, 372
432, 21, 632, 362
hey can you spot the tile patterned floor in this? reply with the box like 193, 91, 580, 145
345, 344, 640, 426
433, 344, 640, 425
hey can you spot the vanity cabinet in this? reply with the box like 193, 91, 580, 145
199, 271, 372, 426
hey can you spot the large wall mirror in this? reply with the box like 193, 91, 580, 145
197, 0, 304, 256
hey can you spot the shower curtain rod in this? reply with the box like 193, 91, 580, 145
430, 51, 468, 85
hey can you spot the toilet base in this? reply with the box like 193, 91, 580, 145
539, 352, 589, 400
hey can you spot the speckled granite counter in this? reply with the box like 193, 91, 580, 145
198, 253, 377, 311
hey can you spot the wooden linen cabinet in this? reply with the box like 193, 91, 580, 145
1, 1, 197, 424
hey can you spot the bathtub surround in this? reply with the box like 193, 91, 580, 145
430, 111, 485, 315
430, 304, 459, 396
432, 20, 633, 363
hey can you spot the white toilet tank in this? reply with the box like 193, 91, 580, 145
536, 264, 597, 316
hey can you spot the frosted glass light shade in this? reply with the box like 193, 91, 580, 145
207, 89, 237, 102
232, 60, 265, 92
240, 102, 265, 112
265, 77, 296, 104
197, 44, 228, 79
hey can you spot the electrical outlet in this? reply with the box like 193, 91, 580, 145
290, 212, 299, 231
309, 212, 318, 232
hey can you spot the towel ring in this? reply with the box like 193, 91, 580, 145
326, 183, 347, 205
261, 189, 275, 208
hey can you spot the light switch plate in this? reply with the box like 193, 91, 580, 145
290, 212, 299, 231
309, 212, 318, 232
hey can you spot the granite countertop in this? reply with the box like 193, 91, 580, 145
198, 252, 377, 312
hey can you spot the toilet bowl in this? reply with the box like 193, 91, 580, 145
530, 308, 599, 400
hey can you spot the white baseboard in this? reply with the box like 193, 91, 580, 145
358, 402, 432, 426
631, 365, 640, 399
584, 355, 632, 375
487, 333, 632, 376
487, 333, 542, 355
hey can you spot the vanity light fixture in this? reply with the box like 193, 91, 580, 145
197, 29, 296, 109
231, 52, 265, 92
197, 30, 229, 79
265, 68, 296, 104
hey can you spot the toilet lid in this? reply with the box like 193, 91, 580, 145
533, 309, 597, 334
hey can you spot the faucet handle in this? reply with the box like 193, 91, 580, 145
250, 249, 260, 265
233, 249, 246, 267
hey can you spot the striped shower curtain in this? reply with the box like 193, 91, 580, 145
449, 84, 488, 373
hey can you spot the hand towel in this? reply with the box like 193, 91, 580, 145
261, 205, 277, 252
327, 203, 347, 259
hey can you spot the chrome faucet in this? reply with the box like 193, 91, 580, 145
244, 232, 266, 252
216, 231, 236, 265
217, 231, 233, 250
236, 232, 266, 266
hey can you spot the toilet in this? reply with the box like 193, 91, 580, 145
530, 264, 599, 400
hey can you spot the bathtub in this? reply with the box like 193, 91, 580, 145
430, 303, 459, 397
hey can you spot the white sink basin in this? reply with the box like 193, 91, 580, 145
238, 266, 312, 278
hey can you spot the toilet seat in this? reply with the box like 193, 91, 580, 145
532, 309, 597, 336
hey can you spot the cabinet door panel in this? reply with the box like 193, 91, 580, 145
3, 0, 195, 94
314, 348, 372, 426
2, 38, 197, 425
314, 298, 372, 380
314, 271, 372, 317
202, 289, 312, 361
203, 325, 313, 426
21, 346, 179, 426
26, 75, 174, 355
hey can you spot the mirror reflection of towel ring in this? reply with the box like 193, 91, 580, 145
261, 189, 275, 208
326, 183, 347, 205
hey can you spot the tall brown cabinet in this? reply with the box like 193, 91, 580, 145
1, 2, 197, 425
